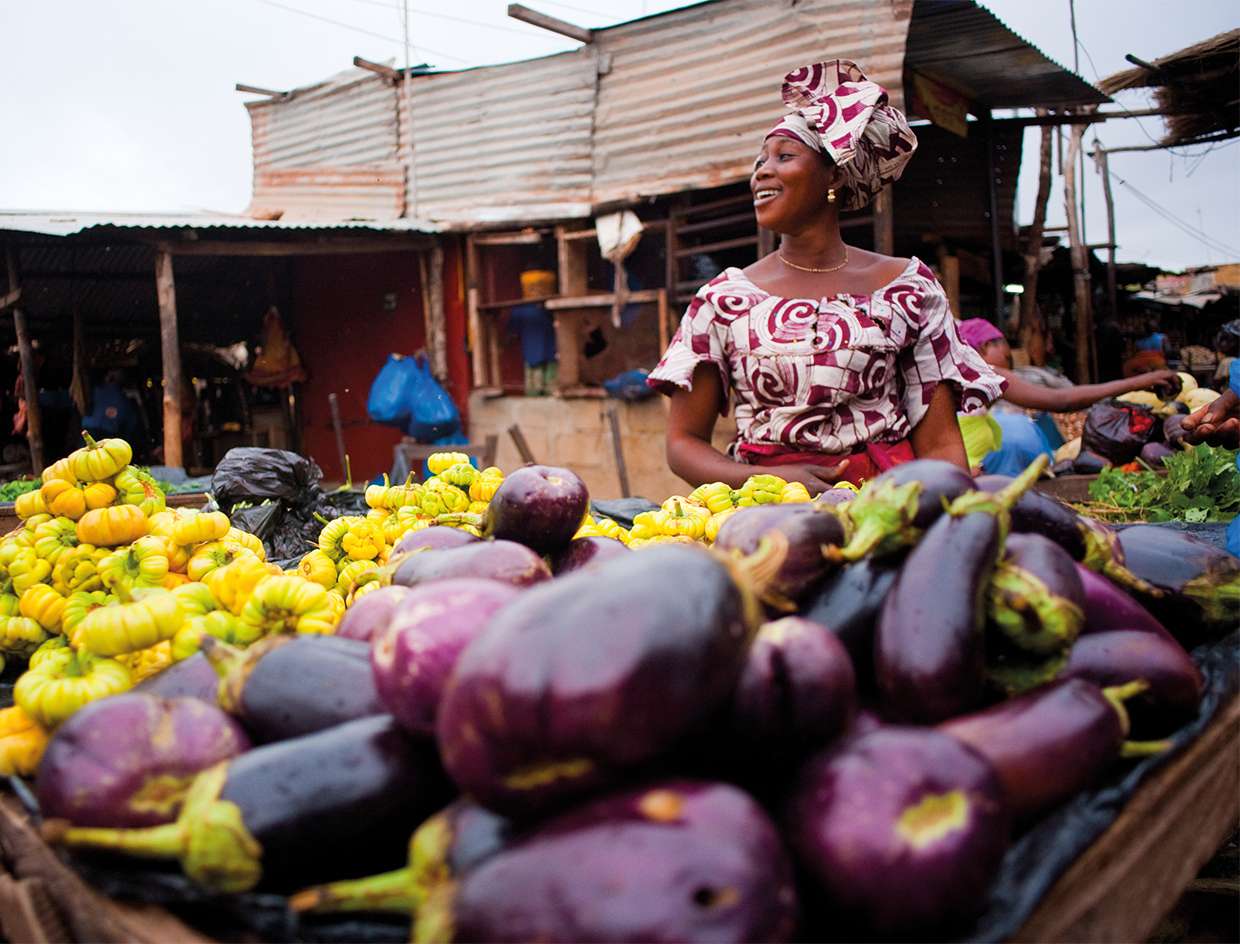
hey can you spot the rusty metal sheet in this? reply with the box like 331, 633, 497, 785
590, 0, 913, 207
249, 165, 407, 221
405, 52, 598, 225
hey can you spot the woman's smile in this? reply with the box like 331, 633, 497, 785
753, 187, 781, 207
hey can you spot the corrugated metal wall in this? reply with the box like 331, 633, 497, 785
590, 0, 913, 206
247, 67, 405, 220
402, 53, 598, 225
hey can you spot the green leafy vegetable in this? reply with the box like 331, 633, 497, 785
0, 479, 41, 503
1078, 445, 1240, 523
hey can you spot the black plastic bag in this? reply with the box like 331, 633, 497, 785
212, 448, 323, 514
1081, 400, 1157, 465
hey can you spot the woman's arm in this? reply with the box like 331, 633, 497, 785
997, 368, 1180, 412
665, 364, 846, 494
910, 383, 969, 471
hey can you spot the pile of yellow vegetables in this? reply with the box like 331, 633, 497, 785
576, 473, 856, 548
0, 434, 348, 776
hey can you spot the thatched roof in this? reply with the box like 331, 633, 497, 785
1099, 29, 1239, 146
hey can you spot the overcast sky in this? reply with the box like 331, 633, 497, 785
0, 0, 1236, 270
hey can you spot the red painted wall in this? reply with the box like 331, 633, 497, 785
290, 248, 469, 483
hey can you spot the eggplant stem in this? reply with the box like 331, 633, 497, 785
289, 866, 416, 915
1102, 680, 1150, 738
993, 455, 1049, 510
1121, 739, 1173, 758
46, 818, 187, 860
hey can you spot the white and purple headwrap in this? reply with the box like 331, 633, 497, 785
765, 60, 918, 211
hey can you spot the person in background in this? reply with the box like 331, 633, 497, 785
1180, 356, 1240, 555
956, 318, 1180, 475
649, 60, 1005, 493
507, 269, 559, 396
83, 369, 146, 453
1123, 320, 1169, 378
1213, 319, 1240, 389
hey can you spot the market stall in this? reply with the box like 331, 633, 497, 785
0, 436, 1235, 943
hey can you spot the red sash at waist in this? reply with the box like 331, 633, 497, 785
736, 440, 915, 487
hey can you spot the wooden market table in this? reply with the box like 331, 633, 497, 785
1, 694, 1236, 944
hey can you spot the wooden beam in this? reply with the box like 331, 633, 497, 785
235, 83, 288, 99
154, 251, 183, 469
984, 115, 1005, 321
13, 309, 43, 475
544, 289, 661, 310
353, 56, 401, 82
872, 188, 894, 257
1064, 122, 1094, 384
1020, 112, 1053, 365
426, 245, 447, 382
470, 231, 544, 247
507, 3, 592, 43
154, 237, 433, 257
1095, 148, 1119, 326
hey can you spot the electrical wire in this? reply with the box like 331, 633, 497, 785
254, 0, 469, 63
528, 0, 624, 20
1106, 166, 1240, 258
333, 0, 573, 39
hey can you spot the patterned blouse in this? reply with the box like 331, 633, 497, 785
647, 258, 1007, 458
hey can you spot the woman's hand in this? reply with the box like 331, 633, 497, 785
1138, 370, 1182, 399
777, 461, 851, 497
1180, 389, 1240, 448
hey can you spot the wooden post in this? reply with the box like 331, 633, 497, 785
12, 309, 43, 475
606, 405, 631, 498
1095, 148, 1119, 325
1020, 111, 1054, 365
984, 114, 1005, 322
467, 287, 485, 388
154, 250, 183, 469
427, 245, 447, 382
871, 188, 894, 257
1064, 121, 1093, 384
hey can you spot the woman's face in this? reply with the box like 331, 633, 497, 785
980, 339, 1013, 369
751, 136, 836, 233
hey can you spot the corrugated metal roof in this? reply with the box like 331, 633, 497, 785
403, 52, 599, 224
590, 0, 912, 207
0, 210, 439, 238
246, 66, 406, 219
905, 1, 1108, 109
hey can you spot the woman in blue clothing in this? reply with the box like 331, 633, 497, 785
1181, 359, 1240, 556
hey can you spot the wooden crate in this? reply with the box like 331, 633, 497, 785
1, 696, 1236, 943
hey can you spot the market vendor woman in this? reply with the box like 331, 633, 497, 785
648, 60, 1005, 494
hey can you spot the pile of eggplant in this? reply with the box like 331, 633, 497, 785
27, 459, 1239, 941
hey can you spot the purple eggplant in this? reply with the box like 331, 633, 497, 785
731, 617, 855, 760
436, 545, 762, 817
421, 780, 798, 943
1077, 564, 1174, 641
831, 459, 976, 562
133, 652, 219, 703
1061, 630, 1204, 722
205, 635, 387, 743
812, 488, 853, 509
1115, 525, 1240, 632
989, 533, 1085, 655
976, 475, 1088, 560
714, 504, 846, 605
371, 578, 521, 736
483, 465, 589, 554
291, 798, 514, 917
784, 727, 1009, 934
876, 460, 1045, 723
391, 526, 480, 558
800, 555, 901, 678
335, 585, 415, 643
37, 694, 250, 828
389, 540, 551, 590
939, 678, 1158, 821
550, 535, 629, 575
44, 715, 452, 893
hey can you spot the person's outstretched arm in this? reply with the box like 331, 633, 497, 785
996, 368, 1181, 412
910, 383, 969, 471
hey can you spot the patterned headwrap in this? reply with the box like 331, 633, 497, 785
765, 60, 918, 210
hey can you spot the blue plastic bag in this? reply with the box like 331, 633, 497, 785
603, 369, 654, 402
367, 354, 418, 425
405, 354, 462, 442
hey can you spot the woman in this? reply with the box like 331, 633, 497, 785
648, 61, 1005, 494
955, 318, 1180, 475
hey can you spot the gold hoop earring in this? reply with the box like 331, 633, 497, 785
827, 188, 836, 204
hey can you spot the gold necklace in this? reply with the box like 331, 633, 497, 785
778, 250, 849, 273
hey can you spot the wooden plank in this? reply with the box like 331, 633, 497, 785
555, 225, 589, 297
553, 313, 580, 389
155, 250, 183, 469
154, 237, 433, 256
606, 405, 631, 498
657, 288, 670, 355
352, 55, 401, 81
544, 289, 660, 310
507, 3, 592, 43
470, 231, 543, 247
507, 424, 537, 464
476, 294, 556, 312
485, 314, 502, 393
427, 245, 447, 382
673, 235, 757, 258
467, 287, 485, 388
1064, 121, 1094, 383
13, 310, 43, 476
676, 211, 756, 237
1014, 695, 1240, 943
872, 187, 894, 257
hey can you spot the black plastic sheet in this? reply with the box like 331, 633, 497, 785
212, 449, 323, 513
